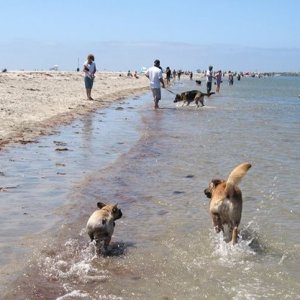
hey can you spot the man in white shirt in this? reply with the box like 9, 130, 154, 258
145, 59, 165, 109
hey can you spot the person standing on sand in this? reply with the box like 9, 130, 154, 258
83, 54, 96, 100
145, 59, 165, 109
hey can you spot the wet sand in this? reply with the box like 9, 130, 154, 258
0, 71, 149, 149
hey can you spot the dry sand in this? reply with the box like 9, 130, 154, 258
0, 71, 149, 149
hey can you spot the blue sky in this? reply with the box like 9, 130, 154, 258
1, 0, 299, 72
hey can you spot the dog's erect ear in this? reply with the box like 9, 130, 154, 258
211, 179, 222, 188
112, 203, 118, 212
97, 202, 107, 209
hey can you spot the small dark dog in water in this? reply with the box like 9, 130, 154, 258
195, 80, 202, 85
204, 162, 251, 245
86, 202, 122, 254
174, 90, 215, 107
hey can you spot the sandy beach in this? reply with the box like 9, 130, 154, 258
0, 71, 149, 149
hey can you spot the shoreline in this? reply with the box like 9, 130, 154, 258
0, 71, 149, 149
0, 92, 149, 296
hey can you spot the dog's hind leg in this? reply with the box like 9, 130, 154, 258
200, 97, 204, 106
212, 214, 224, 233
231, 226, 239, 245
195, 94, 204, 107
103, 236, 111, 253
88, 232, 94, 242
93, 238, 103, 255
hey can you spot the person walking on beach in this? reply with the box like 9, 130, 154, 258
206, 65, 215, 93
228, 71, 234, 85
166, 66, 171, 86
177, 70, 182, 80
83, 54, 96, 100
172, 69, 176, 81
145, 59, 165, 109
215, 70, 222, 93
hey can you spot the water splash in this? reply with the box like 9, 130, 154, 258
210, 221, 262, 266
38, 238, 110, 284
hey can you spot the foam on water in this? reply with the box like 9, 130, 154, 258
56, 290, 90, 300
39, 238, 110, 284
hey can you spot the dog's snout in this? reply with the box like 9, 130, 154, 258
115, 209, 122, 220
174, 94, 181, 103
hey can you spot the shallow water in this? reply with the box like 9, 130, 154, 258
1, 77, 300, 299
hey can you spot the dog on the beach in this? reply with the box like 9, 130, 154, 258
86, 202, 122, 254
174, 90, 215, 107
204, 162, 251, 245
195, 80, 202, 85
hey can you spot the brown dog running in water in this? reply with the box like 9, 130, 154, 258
174, 90, 215, 107
204, 162, 252, 245
86, 202, 122, 254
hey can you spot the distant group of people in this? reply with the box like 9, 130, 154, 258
205, 66, 239, 93
82, 54, 143, 101
127, 70, 139, 78
82, 54, 236, 108
206, 65, 223, 93
164, 68, 193, 85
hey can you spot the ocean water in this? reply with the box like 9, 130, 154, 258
1, 76, 300, 299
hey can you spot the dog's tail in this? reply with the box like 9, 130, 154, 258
206, 92, 215, 97
201, 92, 215, 97
225, 162, 251, 193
